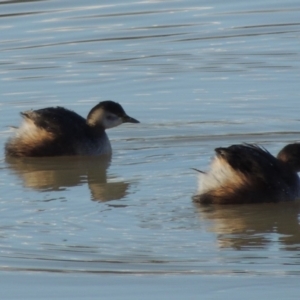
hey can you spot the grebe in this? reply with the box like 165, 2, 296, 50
193, 143, 300, 204
5, 101, 139, 157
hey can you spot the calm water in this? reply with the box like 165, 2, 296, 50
1, 0, 300, 298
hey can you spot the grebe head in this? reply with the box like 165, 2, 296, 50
86, 101, 139, 129
277, 143, 300, 172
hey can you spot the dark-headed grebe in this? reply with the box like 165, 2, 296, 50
193, 143, 300, 204
5, 101, 139, 157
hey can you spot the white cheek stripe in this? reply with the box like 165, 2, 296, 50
103, 117, 123, 129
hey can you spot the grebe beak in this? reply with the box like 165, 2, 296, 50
123, 115, 140, 124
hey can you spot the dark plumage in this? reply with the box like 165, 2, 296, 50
194, 143, 300, 204
87, 101, 126, 120
5, 100, 139, 157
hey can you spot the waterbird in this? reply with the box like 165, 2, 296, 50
5, 100, 139, 157
193, 143, 300, 204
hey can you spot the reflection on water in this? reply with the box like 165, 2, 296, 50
1, 0, 300, 290
6, 155, 130, 202
196, 202, 300, 251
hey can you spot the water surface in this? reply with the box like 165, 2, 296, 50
1, 0, 300, 298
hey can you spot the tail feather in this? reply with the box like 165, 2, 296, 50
191, 168, 206, 174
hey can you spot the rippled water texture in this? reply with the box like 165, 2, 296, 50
1, 0, 300, 298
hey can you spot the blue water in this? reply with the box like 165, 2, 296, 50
1, 0, 300, 298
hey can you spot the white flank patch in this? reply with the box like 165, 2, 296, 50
197, 156, 241, 194
15, 119, 40, 139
